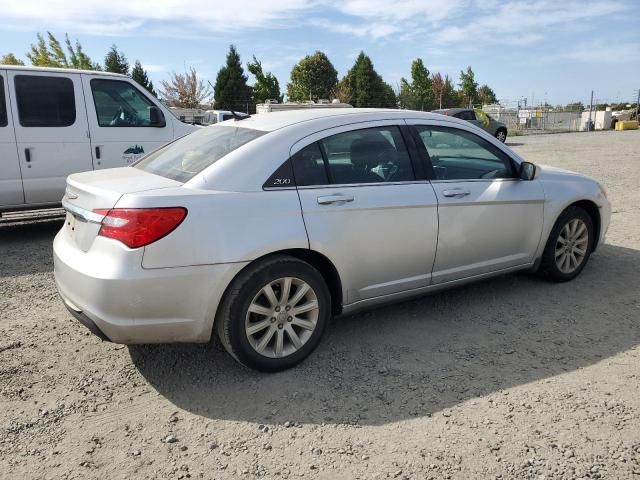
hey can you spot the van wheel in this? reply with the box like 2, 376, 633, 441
539, 206, 593, 282
216, 255, 331, 371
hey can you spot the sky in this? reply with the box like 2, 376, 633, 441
0, 0, 638, 106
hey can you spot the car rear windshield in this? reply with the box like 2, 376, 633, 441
134, 126, 266, 182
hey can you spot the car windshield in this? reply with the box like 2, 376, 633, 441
134, 126, 266, 182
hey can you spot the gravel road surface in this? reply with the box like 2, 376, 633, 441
1, 130, 639, 479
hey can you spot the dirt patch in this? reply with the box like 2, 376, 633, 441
1, 130, 639, 479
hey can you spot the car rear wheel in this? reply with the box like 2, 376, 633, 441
495, 128, 507, 143
216, 255, 331, 371
539, 206, 594, 282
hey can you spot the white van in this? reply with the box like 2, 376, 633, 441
0, 66, 196, 212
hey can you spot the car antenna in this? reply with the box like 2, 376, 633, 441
208, 80, 249, 121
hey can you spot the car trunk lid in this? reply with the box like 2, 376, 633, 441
62, 168, 182, 252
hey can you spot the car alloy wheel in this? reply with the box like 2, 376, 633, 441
496, 130, 507, 142
554, 218, 589, 274
245, 277, 319, 359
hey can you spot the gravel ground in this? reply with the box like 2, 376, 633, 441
1, 129, 639, 480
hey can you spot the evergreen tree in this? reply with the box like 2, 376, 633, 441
131, 61, 156, 96
340, 52, 395, 108
410, 58, 433, 110
247, 55, 282, 104
399, 58, 433, 110
0, 53, 24, 65
477, 84, 497, 105
214, 45, 252, 112
287, 51, 337, 102
459, 66, 478, 107
104, 45, 129, 75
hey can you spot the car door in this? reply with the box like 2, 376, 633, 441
0, 70, 24, 207
293, 122, 439, 304
8, 71, 93, 205
82, 76, 173, 169
408, 121, 544, 284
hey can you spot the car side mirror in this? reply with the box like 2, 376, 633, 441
519, 161, 536, 181
149, 106, 166, 127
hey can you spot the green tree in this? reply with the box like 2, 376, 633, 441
27, 32, 100, 70
441, 74, 457, 108
399, 58, 433, 110
0, 53, 24, 65
104, 45, 129, 75
477, 84, 497, 105
287, 51, 337, 102
247, 55, 282, 104
340, 51, 396, 108
160, 68, 211, 108
131, 61, 156, 96
214, 45, 252, 112
397, 79, 414, 109
459, 66, 478, 107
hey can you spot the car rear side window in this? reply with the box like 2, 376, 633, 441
292, 143, 328, 186
292, 126, 415, 186
0, 75, 7, 127
134, 125, 266, 182
15, 75, 76, 127
454, 110, 476, 121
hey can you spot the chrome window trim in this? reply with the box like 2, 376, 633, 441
430, 178, 521, 184
296, 180, 431, 190
61, 199, 105, 224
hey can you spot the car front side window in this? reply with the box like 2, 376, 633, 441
415, 126, 513, 180
91, 79, 156, 127
0, 75, 7, 127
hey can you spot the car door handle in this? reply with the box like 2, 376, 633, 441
317, 194, 354, 205
442, 189, 471, 198
24, 148, 31, 163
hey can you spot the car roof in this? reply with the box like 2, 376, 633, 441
0, 65, 127, 77
229, 108, 445, 132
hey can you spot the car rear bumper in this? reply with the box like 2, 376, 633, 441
53, 228, 247, 344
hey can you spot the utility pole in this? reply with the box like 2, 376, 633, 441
587, 90, 594, 132
636, 89, 639, 120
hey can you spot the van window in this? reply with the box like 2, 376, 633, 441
0, 75, 7, 127
134, 125, 266, 182
15, 75, 76, 127
90, 79, 156, 127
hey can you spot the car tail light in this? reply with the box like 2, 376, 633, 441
93, 207, 187, 248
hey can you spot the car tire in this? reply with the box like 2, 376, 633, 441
539, 206, 594, 282
495, 128, 507, 143
215, 255, 331, 371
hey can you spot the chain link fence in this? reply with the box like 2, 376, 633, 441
480, 103, 585, 133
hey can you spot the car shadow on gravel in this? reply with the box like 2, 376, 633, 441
130, 243, 640, 426
0, 219, 64, 277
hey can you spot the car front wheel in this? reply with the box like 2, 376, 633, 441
495, 128, 507, 143
539, 206, 594, 282
216, 255, 331, 371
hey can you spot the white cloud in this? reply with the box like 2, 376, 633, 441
0, 0, 629, 46
142, 64, 167, 73
431, 1, 628, 47
561, 42, 640, 63
0, 0, 315, 35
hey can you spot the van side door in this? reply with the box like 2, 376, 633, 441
0, 70, 24, 207
82, 76, 173, 169
7, 71, 93, 205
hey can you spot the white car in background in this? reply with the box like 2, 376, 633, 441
54, 109, 610, 371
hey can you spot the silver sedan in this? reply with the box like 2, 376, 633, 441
54, 109, 611, 371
